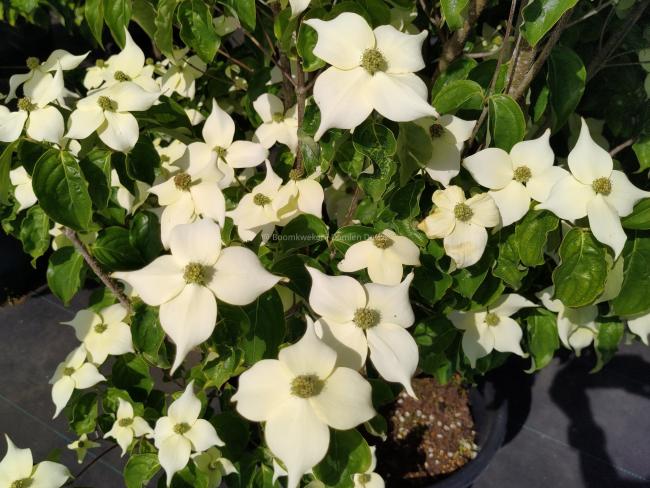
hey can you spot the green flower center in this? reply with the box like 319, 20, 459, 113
290, 374, 324, 398
357, 474, 372, 486
119, 417, 134, 427
485, 312, 500, 326
214, 146, 228, 160
173, 422, 191, 435
113, 70, 131, 82
430, 124, 445, 138
592, 177, 612, 196
63, 367, 75, 376
289, 168, 304, 181
183, 262, 206, 285
26, 57, 40, 70
174, 172, 192, 191
95, 59, 106, 68
513, 166, 532, 184
272, 112, 285, 123
17, 97, 37, 112
11, 478, 33, 488
97, 96, 118, 112
208, 460, 221, 471
76, 441, 85, 448
94, 323, 108, 334
145, 58, 154, 66
353, 308, 381, 330
360, 48, 388, 75
454, 203, 473, 222
160, 154, 171, 163
253, 193, 271, 206
372, 233, 393, 249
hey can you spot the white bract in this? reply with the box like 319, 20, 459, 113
418, 186, 499, 269
0, 435, 70, 488
66, 82, 160, 153
463, 130, 567, 226
113, 219, 281, 372
67, 434, 100, 464
277, 173, 325, 225
538, 287, 598, 355
305, 12, 437, 140
104, 398, 154, 456
100, 29, 158, 92
9, 167, 36, 212
422, 115, 475, 187
154, 382, 224, 486
192, 447, 237, 488
449, 294, 536, 367
63, 303, 134, 365
353, 447, 385, 488
626, 312, 650, 346
253, 93, 299, 152
149, 144, 226, 247
159, 49, 206, 99
338, 229, 420, 285
111, 170, 150, 214
537, 119, 650, 257
307, 267, 418, 396
232, 318, 375, 488
289, 0, 311, 16
49, 346, 105, 418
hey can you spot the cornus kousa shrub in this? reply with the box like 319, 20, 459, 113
0, 0, 649, 487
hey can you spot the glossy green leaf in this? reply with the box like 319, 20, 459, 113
633, 136, 650, 171
611, 236, 650, 316
0, 141, 20, 205
84, 0, 104, 45
103, 0, 132, 48
431, 58, 478, 99
280, 214, 329, 250
221, 0, 255, 30
396, 122, 432, 185
493, 230, 526, 289
547, 46, 586, 131
18, 206, 50, 264
112, 354, 155, 396
131, 0, 157, 39
313, 429, 372, 488
389, 180, 425, 219
622, 199, 650, 229
526, 309, 559, 372
47, 247, 86, 305
124, 453, 160, 488
154, 0, 178, 58
177, 0, 221, 63
331, 225, 375, 254
92, 227, 144, 271
521, 0, 578, 46
79, 149, 111, 210
440, 0, 470, 31
592, 320, 624, 372
488, 94, 526, 152
433, 80, 484, 114
297, 22, 326, 72
515, 210, 559, 266
130, 211, 162, 263
126, 136, 159, 184
131, 303, 168, 367
69, 392, 98, 435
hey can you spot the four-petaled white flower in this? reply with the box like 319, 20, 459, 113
422, 115, 476, 187
67, 434, 100, 464
307, 267, 418, 396
100, 29, 158, 92
305, 12, 437, 140
149, 144, 226, 247
0, 68, 65, 144
538, 287, 598, 356
159, 49, 206, 99
63, 303, 134, 365
192, 447, 237, 488
353, 446, 385, 488
0, 435, 70, 488
338, 229, 420, 285
9, 167, 37, 212
537, 119, 650, 257
277, 173, 325, 225
49, 346, 105, 418
449, 294, 536, 367
154, 382, 224, 486
232, 318, 376, 488
66, 81, 159, 152
463, 129, 567, 226
104, 398, 154, 456
113, 219, 281, 372
418, 186, 499, 269
253, 93, 299, 153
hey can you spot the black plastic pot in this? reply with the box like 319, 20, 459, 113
425, 380, 508, 488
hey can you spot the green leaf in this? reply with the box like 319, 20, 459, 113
547, 46, 586, 131
203, 348, 243, 389
32, 150, 93, 231
131, 0, 157, 39
552, 228, 608, 307
84, 0, 104, 45
131, 303, 168, 367
69, 392, 98, 435
154, 0, 178, 58
396, 122, 432, 185
313, 429, 372, 488
353, 122, 397, 159
112, 354, 155, 396
18, 206, 50, 264
331, 225, 375, 254
515, 210, 559, 266
103, 0, 132, 48
526, 309, 559, 372
521, 0, 578, 46
220, 0, 255, 30
452, 248, 494, 299
488, 94, 526, 152
433, 80, 484, 114
621, 198, 650, 229
389, 180, 425, 219
177, 0, 221, 63
440, 0, 470, 31
124, 453, 160, 488
632, 136, 650, 171
280, 215, 329, 250
130, 211, 162, 262
493, 230, 526, 289
126, 136, 159, 184
297, 22, 326, 72
592, 320, 624, 372
0, 141, 20, 205
413, 258, 453, 305
431, 58, 478, 100
92, 227, 144, 271
611, 236, 650, 316
47, 247, 86, 305
79, 149, 111, 210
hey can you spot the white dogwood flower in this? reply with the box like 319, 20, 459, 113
449, 294, 536, 367
149, 144, 226, 247
113, 219, 281, 372
160, 49, 206, 99
338, 229, 420, 285
290, 0, 311, 16
49, 346, 105, 418
423, 115, 475, 187
627, 312, 650, 346
100, 29, 158, 92
537, 119, 650, 257
232, 318, 375, 488
307, 267, 418, 395
110, 170, 149, 214
192, 447, 237, 488
0, 68, 65, 143
62, 303, 134, 365
305, 12, 437, 140
84, 59, 108, 90
154, 382, 224, 486
104, 398, 153, 456
464, 130, 567, 226
0, 435, 70, 488
66, 82, 159, 152
67, 434, 100, 464
418, 186, 499, 269
277, 172, 325, 225
253, 93, 299, 152
353, 447, 385, 488
538, 287, 598, 356
9, 167, 36, 212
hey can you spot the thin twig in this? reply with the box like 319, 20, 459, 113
342, 186, 362, 226
463, 48, 502, 58
565, 0, 615, 28
64, 445, 117, 486
609, 138, 636, 157
62, 228, 131, 313
217, 49, 253, 72
293, 61, 307, 172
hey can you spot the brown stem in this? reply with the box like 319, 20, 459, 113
294, 61, 307, 172
63, 445, 117, 486
62, 227, 132, 313
342, 186, 362, 226
270, 2, 296, 110
609, 138, 636, 157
